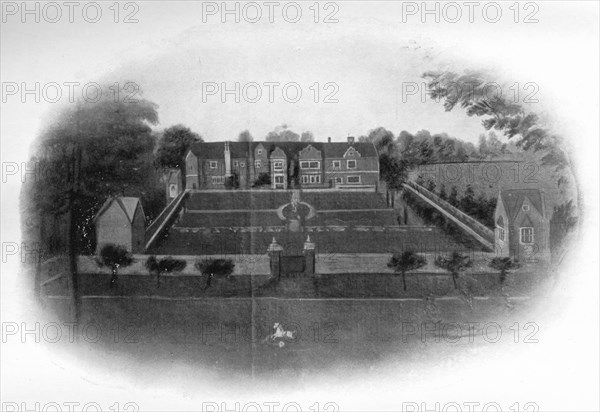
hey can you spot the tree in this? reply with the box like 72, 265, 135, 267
225, 172, 240, 189
97, 244, 133, 288
448, 186, 460, 207
238, 130, 253, 142
253, 172, 271, 188
489, 257, 521, 284
460, 185, 477, 215
379, 153, 408, 190
388, 251, 427, 291
154, 125, 203, 187
550, 200, 578, 251
265, 124, 300, 142
426, 179, 436, 193
423, 70, 574, 188
24, 84, 159, 319
146, 256, 187, 288
439, 184, 448, 201
300, 131, 315, 142
435, 252, 473, 289
195, 258, 235, 290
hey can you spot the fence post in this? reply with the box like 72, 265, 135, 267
303, 235, 316, 276
267, 237, 283, 278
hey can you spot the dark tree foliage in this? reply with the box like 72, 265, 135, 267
238, 130, 253, 142
423, 70, 573, 187
388, 251, 427, 291
549, 200, 578, 251
439, 184, 448, 201
265, 125, 300, 142
146, 255, 187, 288
225, 173, 240, 190
154, 124, 202, 187
489, 257, 521, 284
426, 179, 437, 192
253, 172, 271, 188
195, 258, 235, 276
25, 85, 160, 255
448, 186, 460, 207
435, 251, 473, 289
96, 244, 133, 288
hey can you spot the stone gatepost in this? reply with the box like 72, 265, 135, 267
267, 237, 283, 278
303, 235, 316, 276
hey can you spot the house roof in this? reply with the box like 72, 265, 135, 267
188, 141, 378, 160
499, 189, 544, 222
94, 197, 143, 224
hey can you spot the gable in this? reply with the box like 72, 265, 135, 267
343, 146, 362, 158
271, 147, 286, 158
500, 189, 544, 223
299, 144, 322, 159
96, 201, 129, 226
94, 197, 143, 225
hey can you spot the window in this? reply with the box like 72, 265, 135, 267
273, 161, 284, 171
209, 161, 218, 169
310, 175, 321, 184
332, 160, 341, 169
301, 175, 309, 184
255, 160, 261, 168
520, 227, 534, 244
347, 160, 357, 169
496, 216, 505, 241
240, 162, 245, 167
335, 177, 343, 184
275, 176, 284, 184
257, 149, 263, 155
347, 176, 360, 184
300, 161, 320, 169
522, 204, 530, 211
211, 176, 225, 185
233, 161, 239, 167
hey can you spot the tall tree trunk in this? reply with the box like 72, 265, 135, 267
452, 272, 458, 289
67, 200, 80, 321
110, 267, 118, 288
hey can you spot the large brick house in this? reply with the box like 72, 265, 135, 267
494, 189, 550, 262
185, 137, 380, 190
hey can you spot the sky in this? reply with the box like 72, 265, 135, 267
4, 0, 596, 151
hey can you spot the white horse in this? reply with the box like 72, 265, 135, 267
264, 323, 296, 347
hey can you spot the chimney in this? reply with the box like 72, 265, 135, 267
327, 137, 331, 143
224, 141, 231, 177
347, 136, 355, 144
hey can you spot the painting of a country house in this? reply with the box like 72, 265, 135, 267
21, 72, 580, 373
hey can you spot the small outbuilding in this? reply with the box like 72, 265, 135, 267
494, 189, 550, 262
94, 197, 146, 254
165, 169, 183, 203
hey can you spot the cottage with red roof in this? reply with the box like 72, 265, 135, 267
494, 189, 550, 262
